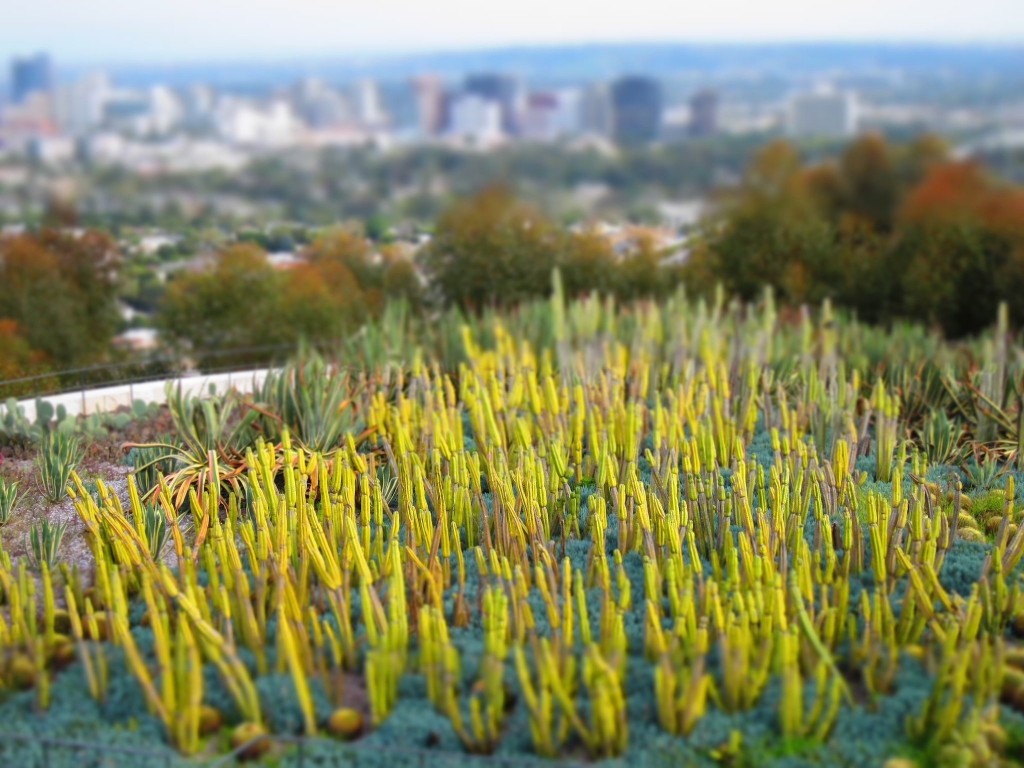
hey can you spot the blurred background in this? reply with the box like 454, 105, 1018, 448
2, 1, 1024, 395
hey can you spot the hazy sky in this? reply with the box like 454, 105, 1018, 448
0, 0, 1021, 63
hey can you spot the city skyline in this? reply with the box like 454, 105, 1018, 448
1, 0, 1022, 65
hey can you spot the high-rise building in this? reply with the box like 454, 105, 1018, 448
182, 84, 216, 130
610, 76, 662, 146
293, 78, 351, 129
55, 72, 110, 136
356, 79, 386, 130
11, 53, 54, 105
788, 89, 858, 139
145, 86, 183, 135
521, 89, 583, 142
447, 93, 503, 145
464, 73, 522, 135
379, 80, 419, 136
580, 83, 612, 136
688, 89, 719, 138
413, 76, 446, 137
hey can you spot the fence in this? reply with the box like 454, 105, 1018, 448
0, 341, 309, 403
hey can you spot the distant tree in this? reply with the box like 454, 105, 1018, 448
304, 227, 381, 293
43, 194, 80, 229
280, 260, 363, 344
837, 133, 899, 232
157, 244, 287, 368
365, 214, 394, 243
561, 229, 618, 299
378, 245, 424, 310
897, 222, 1010, 337
423, 186, 563, 310
0, 319, 48, 388
615, 233, 679, 302
702, 141, 839, 305
897, 133, 950, 189
0, 229, 121, 369
895, 161, 1024, 335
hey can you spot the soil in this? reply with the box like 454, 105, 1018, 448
0, 404, 178, 578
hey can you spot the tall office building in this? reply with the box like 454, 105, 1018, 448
11, 53, 54, 104
413, 76, 446, 137
447, 93, 503, 144
688, 89, 719, 138
55, 72, 110, 135
610, 76, 662, 146
356, 79, 386, 129
521, 89, 583, 142
463, 73, 522, 135
293, 78, 351, 129
379, 80, 419, 135
182, 84, 216, 130
580, 83, 612, 136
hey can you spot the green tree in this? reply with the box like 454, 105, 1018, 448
157, 244, 287, 368
561, 229, 618, 299
423, 186, 563, 311
702, 142, 839, 305
837, 133, 899, 233
0, 230, 121, 370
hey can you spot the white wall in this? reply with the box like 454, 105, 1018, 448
2, 368, 274, 424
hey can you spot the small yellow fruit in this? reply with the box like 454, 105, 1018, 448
958, 527, 985, 543
882, 758, 918, 768
52, 609, 72, 634
985, 515, 1005, 534
957, 512, 978, 529
48, 634, 77, 669
903, 644, 925, 662
326, 708, 363, 740
231, 722, 271, 760
1001, 669, 1024, 711
8, 654, 36, 689
1005, 647, 1024, 669
199, 705, 223, 736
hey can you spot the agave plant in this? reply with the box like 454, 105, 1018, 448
962, 454, 1007, 492
37, 431, 84, 503
28, 519, 67, 569
126, 440, 180, 498
126, 383, 258, 507
919, 409, 965, 466
252, 352, 367, 453
0, 477, 20, 525
140, 504, 171, 560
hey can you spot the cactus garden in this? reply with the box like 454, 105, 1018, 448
3, 288, 1024, 767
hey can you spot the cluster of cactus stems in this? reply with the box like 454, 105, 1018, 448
1, 293, 1024, 761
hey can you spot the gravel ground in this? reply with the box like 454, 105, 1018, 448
0, 457, 131, 580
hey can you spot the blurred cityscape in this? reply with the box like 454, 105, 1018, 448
1, 41, 1024, 377
5, 45, 1024, 158
3, 44, 1024, 188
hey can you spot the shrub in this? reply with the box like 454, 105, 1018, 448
28, 519, 67, 569
37, 431, 83, 503
0, 477, 19, 525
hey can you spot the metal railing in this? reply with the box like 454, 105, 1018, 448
0, 341, 304, 402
